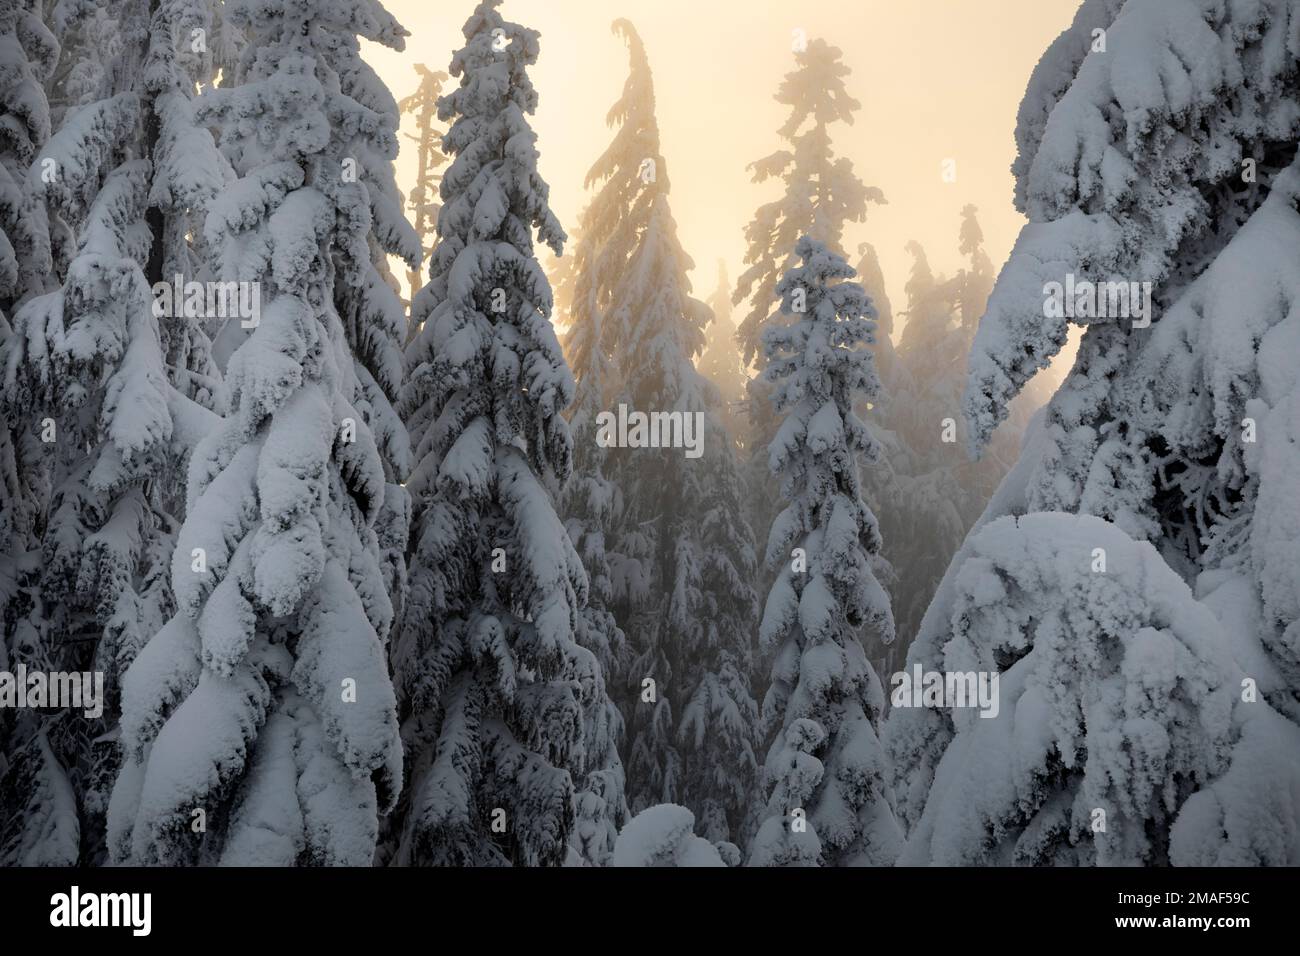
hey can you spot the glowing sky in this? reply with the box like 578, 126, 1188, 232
366, 0, 1081, 328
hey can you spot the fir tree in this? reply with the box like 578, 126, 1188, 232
322, 7, 422, 678
749, 236, 901, 867
698, 260, 747, 443
571, 19, 759, 845
398, 64, 449, 314
108, 0, 408, 866
890, 0, 1300, 864
733, 37, 882, 567
0, 0, 231, 865
0, 0, 72, 866
733, 39, 881, 368
394, 0, 616, 867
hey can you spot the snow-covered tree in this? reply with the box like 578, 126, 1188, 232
556, 232, 630, 866
749, 236, 901, 867
955, 203, 993, 334
851, 241, 901, 393
556, 20, 649, 676
394, 0, 621, 867
321, 6, 422, 677
558, 250, 629, 866
398, 64, 448, 311
733, 39, 881, 368
698, 260, 746, 442
891, 0, 1300, 865
611, 803, 728, 867
855, 209, 1046, 673
874, 240, 973, 656
556, 218, 631, 865
733, 37, 883, 566
0, 0, 58, 313
0, 0, 58, 581
107, 0, 409, 866
144, 0, 233, 412
0, 0, 68, 866
565, 19, 760, 845
0, 0, 235, 865
897, 512, 1300, 865
846, 239, 908, 679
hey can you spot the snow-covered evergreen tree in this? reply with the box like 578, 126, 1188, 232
321, 7, 422, 684
733, 39, 881, 368
955, 203, 993, 336
107, 0, 408, 866
733, 37, 883, 567
556, 243, 630, 867
876, 240, 971, 654
851, 241, 901, 393
0, 0, 233, 865
856, 209, 1045, 673
749, 236, 901, 867
557, 225, 629, 865
556, 20, 650, 682
398, 64, 448, 311
556, 190, 631, 866
0, 0, 58, 312
394, 0, 621, 867
698, 260, 746, 443
897, 512, 1300, 865
611, 803, 727, 867
890, 0, 1300, 864
0, 0, 57, 566
847, 239, 908, 679
0, 0, 70, 866
144, 0, 233, 412
567, 19, 759, 845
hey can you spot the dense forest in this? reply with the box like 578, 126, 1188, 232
1, 0, 1298, 869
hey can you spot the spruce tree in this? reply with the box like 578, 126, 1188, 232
395, 0, 616, 867
0, 0, 234, 865
323, 10, 423, 680
398, 64, 449, 314
890, 0, 1300, 864
556, 204, 629, 867
749, 236, 901, 867
108, 0, 408, 866
0, 0, 71, 866
698, 260, 747, 443
861, 209, 1041, 669
570, 19, 759, 846
733, 37, 882, 559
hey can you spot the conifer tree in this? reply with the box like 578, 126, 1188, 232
108, 0, 409, 866
324, 11, 423, 667
733, 37, 882, 556
0, 0, 235, 864
890, 0, 1300, 864
749, 236, 901, 867
0, 0, 73, 866
395, 0, 617, 867
565, 19, 759, 845
698, 260, 746, 443
557, 208, 629, 864
398, 64, 449, 313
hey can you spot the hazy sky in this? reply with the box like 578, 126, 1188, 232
366, 0, 1082, 323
